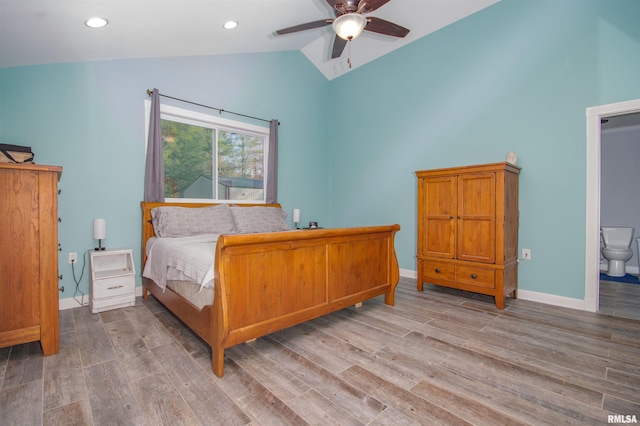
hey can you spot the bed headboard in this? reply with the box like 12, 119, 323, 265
140, 201, 282, 263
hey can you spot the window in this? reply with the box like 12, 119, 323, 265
145, 102, 270, 203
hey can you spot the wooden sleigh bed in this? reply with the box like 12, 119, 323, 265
141, 201, 400, 377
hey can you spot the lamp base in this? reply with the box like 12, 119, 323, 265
95, 239, 105, 251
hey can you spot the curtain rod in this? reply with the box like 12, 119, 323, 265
146, 89, 278, 125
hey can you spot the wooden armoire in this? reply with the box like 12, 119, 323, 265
0, 163, 62, 355
416, 162, 520, 309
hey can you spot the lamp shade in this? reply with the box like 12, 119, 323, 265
93, 218, 106, 240
332, 13, 367, 40
293, 209, 301, 223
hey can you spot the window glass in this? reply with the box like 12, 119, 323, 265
217, 130, 264, 201
162, 120, 213, 199
147, 102, 269, 203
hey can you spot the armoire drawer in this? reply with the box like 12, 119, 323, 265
421, 260, 455, 282
455, 265, 495, 289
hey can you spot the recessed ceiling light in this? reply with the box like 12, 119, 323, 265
223, 21, 238, 30
85, 17, 108, 28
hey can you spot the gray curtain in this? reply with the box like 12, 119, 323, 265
265, 119, 279, 203
144, 88, 164, 202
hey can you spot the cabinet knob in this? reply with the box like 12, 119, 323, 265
435, 268, 440, 273
450, 216, 453, 219
471, 274, 477, 279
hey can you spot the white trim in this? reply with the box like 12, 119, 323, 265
59, 286, 143, 311
401, 269, 581, 311
517, 289, 585, 311
400, 268, 417, 279
400, 266, 588, 310
585, 98, 640, 313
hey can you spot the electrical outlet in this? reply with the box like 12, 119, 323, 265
68, 252, 77, 264
522, 248, 531, 260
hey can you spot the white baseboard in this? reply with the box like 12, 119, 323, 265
59, 286, 144, 311
516, 289, 585, 311
404, 268, 587, 311
58, 296, 89, 311
59, 272, 591, 313
400, 268, 416, 279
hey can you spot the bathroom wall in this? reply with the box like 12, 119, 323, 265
601, 123, 640, 272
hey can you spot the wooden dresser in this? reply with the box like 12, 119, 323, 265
0, 163, 62, 355
416, 162, 520, 309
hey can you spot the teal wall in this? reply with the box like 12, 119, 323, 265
328, 0, 640, 299
1, 0, 639, 304
0, 52, 331, 302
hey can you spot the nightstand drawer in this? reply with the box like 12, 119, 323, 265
93, 276, 135, 299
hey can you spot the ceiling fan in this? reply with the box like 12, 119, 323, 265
275, 0, 410, 60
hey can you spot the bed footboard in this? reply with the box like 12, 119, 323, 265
210, 225, 400, 376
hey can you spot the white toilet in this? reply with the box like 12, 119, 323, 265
601, 226, 635, 277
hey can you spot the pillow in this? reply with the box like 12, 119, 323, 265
230, 206, 292, 234
151, 204, 237, 237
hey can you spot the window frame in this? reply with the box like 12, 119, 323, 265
144, 100, 270, 204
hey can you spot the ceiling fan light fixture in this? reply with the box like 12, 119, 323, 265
332, 13, 367, 40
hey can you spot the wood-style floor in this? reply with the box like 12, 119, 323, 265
1, 277, 639, 425
600, 278, 640, 321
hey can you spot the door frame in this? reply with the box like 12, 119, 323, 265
585, 98, 640, 312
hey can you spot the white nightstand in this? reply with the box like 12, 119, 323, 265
90, 249, 136, 313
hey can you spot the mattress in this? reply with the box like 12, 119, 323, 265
166, 280, 213, 310
143, 235, 217, 310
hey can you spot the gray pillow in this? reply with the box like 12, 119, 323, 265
151, 204, 237, 237
230, 206, 292, 233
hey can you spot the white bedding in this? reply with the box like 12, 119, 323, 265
142, 234, 218, 292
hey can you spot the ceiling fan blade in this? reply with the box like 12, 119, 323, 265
357, 0, 391, 13
331, 36, 348, 58
276, 19, 333, 35
364, 17, 409, 38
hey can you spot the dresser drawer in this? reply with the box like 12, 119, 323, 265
421, 260, 455, 282
455, 265, 495, 289
92, 275, 135, 299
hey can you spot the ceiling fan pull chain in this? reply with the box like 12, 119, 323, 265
348, 41, 352, 69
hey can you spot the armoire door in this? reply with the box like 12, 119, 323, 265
456, 172, 496, 263
420, 176, 456, 259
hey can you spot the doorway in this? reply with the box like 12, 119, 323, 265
585, 98, 640, 313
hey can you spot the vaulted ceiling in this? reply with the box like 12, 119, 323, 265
0, 0, 499, 79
